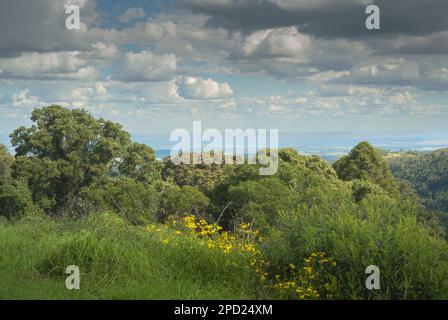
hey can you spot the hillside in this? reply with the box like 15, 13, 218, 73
1, 106, 448, 300
389, 148, 448, 212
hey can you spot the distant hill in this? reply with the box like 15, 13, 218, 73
389, 148, 448, 213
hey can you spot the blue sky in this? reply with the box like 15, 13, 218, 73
0, 0, 447, 137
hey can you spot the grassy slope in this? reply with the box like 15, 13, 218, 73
0, 214, 264, 300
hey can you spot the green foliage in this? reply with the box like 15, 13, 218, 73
397, 179, 421, 203
389, 149, 448, 235
160, 185, 210, 218
228, 178, 297, 233
334, 142, 400, 198
116, 143, 161, 185
81, 177, 159, 225
162, 154, 226, 194
389, 148, 448, 212
211, 149, 353, 232
349, 179, 387, 202
2, 106, 448, 300
267, 195, 448, 299
0, 181, 34, 220
11, 156, 60, 211
9, 106, 159, 215
0, 213, 262, 299
279, 148, 339, 181
0, 144, 13, 185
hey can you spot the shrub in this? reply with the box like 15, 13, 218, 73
160, 185, 210, 219
0, 144, 13, 185
269, 195, 448, 299
81, 177, 159, 225
349, 179, 387, 202
227, 178, 297, 233
0, 181, 34, 220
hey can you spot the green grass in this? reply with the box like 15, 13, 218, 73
0, 213, 265, 300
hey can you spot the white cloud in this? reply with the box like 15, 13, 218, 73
389, 91, 417, 105
229, 28, 370, 80
0, 52, 99, 80
346, 58, 421, 84
177, 76, 234, 100
238, 27, 311, 59
89, 42, 119, 60
12, 89, 44, 109
116, 51, 177, 82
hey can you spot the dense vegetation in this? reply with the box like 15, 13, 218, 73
334, 142, 400, 199
1, 106, 448, 300
389, 149, 448, 231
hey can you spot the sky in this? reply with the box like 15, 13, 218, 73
0, 0, 447, 137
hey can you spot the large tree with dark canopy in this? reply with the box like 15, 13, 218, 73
333, 142, 400, 198
9, 105, 158, 214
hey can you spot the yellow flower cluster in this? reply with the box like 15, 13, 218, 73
146, 217, 338, 300
269, 252, 337, 300
183, 215, 198, 231
162, 215, 262, 256
183, 215, 224, 237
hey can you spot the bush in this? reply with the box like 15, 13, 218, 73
162, 154, 226, 195
81, 177, 159, 225
0, 181, 34, 220
268, 195, 448, 299
160, 185, 210, 219
349, 179, 387, 202
0, 144, 13, 185
228, 178, 297, 233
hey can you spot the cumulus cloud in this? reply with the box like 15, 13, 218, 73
238, 85, 433, 120
11, 89, 44, 109
314, 57, 448, 91
0, 52, 99, 80
234, 27, 311, 59
88, 42, 119, 60
228, 29, 371, 80
177, 76, 234, 100
116, 51, 177, 82
70, 81, 111, 107
0, 0, 447, 132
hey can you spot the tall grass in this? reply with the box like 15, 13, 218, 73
269, 196, 448, 299
0, 213, 264, 299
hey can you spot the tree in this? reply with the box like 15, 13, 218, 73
81, 177, 159, 225
333, 142, 400, 198
389, 148, 448, 212
349, 179, 387, 203
0, 144, 13, 185
227, 178, 298, 233
117, 143, 161, 185
162, 153, 226, 195
160, 185, 210, 219
10, 105, 133, 214
279, 148, 339, 181
0, 181, 34, 220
